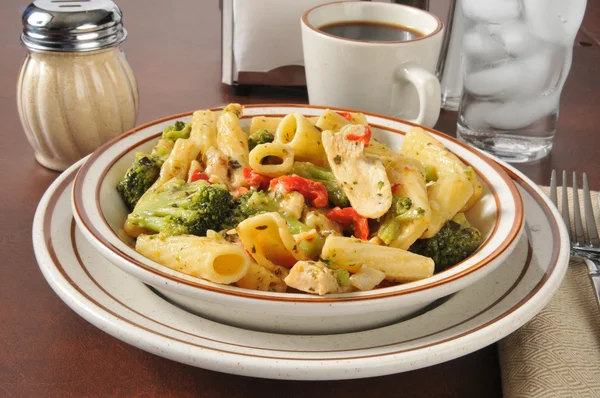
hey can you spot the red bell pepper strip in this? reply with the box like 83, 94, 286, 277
269, 175, 328, 208
243, 167, 272, 190
325, 207, 369, 240
190, 170, 210, 182
346, 125, 371, 147
337, 111, 353, 121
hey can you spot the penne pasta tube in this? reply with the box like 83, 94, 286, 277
156, 109, 218, 187
422, 172, 474, 238
249, 116, 282, 134
250, 116, 321, 134
189, 109, 218, 159
135, 234, 250, 285
217, 104, 249, 165
315, 109, 368, 132
380, 155, 432, 249
364, 139, 398, 165
156, 137, 201, 186
237, 212, 307, 272
400, 127, 483, 211
248, 143, 295, 177
349, 112, 368, 125
320, 236, 434, 283
315, 109, 349, 132
275, 112, 327, 166
217, 104, 249, 187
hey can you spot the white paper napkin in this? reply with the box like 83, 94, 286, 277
232, 0, 329, 73
498, 187, 600, 397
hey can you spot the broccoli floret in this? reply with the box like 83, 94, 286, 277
409, 214, 482, 271
290, 162, 350, 207
248, 129, 275, 150
162, 120, 192, 142
224, 190, 277, 228
126, 178, 234, 236
224, 189, 302, 229
117, 147, 169, 210
377, 196, 426, 245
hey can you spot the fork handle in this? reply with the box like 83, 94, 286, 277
582, 258, 600, 312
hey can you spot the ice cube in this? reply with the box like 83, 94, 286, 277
462, 0, 521, 24
464, 49, 554, 98
464, 61, 523, 97
490, 21, 539, 57
463, 26, 505, 63
514, 49, 555, 98
523, 0, 587, 44
462, 101, 498, 130
485, 92, 560, 130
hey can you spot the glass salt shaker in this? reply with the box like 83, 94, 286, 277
18, 0, 139, 171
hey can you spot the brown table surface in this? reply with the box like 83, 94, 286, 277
2, 1, 599, 397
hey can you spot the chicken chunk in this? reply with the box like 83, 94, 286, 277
322, 124, 392, 218
284, 261, 351, 295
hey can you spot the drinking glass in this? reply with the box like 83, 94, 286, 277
456, 0, 587, 163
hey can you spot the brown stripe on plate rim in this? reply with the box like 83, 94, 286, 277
49, 165, 562, 360
72, 104, 523, 302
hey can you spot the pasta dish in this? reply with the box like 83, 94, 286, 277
116, 104, 484, 295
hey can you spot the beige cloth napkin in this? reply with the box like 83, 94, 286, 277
498, 187, 600, 398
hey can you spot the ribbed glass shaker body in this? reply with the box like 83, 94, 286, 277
17, 46, 138, 171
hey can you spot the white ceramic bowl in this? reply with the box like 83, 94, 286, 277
72, 104, 524, 335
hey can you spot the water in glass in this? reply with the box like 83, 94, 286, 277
456, 0, 586, 163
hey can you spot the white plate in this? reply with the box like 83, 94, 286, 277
33, 159, 569, 380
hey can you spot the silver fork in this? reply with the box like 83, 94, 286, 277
550, 170, 600, 308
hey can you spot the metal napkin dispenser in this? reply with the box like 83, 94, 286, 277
220, 0, 365, 91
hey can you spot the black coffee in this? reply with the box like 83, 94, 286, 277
319, 21, 423, 42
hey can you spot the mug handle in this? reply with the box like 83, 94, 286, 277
397, 66, 441, 128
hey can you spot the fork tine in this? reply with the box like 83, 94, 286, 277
572, 172, 586, 245
583, 172, 600, 246
550, 170, 558, 206
562, 170, 572, 241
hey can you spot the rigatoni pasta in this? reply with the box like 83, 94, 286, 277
275, 113, 327, 166
248, 143, 294, 177
237, 212, 307, 272
116, 104, 484, 295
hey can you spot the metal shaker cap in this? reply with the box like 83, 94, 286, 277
21, 0, 127, 52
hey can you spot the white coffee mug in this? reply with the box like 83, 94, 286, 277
301, 1, 443, 127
